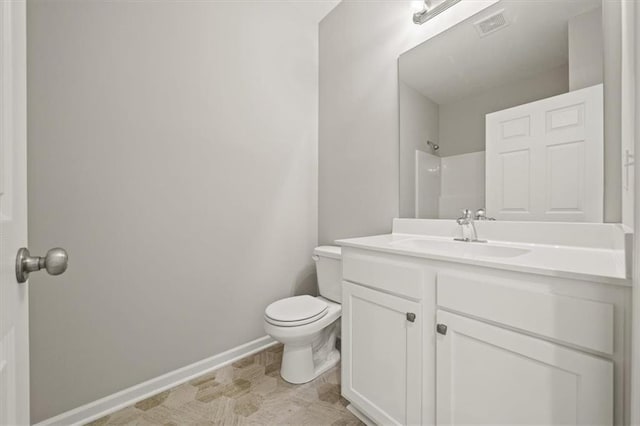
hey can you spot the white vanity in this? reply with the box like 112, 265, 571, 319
337, 219, 631, 426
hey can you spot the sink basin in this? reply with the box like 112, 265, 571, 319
390, 238, 530, 258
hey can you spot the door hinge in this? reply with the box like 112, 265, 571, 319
406, 312, 416, 323
436, 323, 448, 335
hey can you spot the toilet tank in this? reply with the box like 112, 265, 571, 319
313, 246, 342, 303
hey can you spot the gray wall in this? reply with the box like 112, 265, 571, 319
318, 1, 402, 244
28, 1, 319, 422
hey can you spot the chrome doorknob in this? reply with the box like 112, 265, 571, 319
16, 247, 68, 283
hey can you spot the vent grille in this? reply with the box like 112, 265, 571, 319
474, 10, 509, 37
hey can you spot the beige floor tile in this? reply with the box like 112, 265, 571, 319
233, 363, 266, 382
85, 415, 111, 426
189, 372, 217, 387
212, 365, 235, 385
141, 403, 205, 425
279, 400, 345, 425
245, 395, 310, 425
134, 391, 170, 411
104, 406, 143, 425
233, 393, 264, 417
163, 383, 199, 409
249, 375, 278, 396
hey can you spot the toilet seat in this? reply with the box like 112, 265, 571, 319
265, 295, 328, 327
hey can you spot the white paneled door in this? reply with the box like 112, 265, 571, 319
0, 1, 29, 425
486, 84, 604, 222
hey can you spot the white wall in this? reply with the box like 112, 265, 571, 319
415, 151, 441, 218
569, 7, 604, 91
400, 82, 439, 217
319, 0, 499, 244
438, 65, 569, 157
27, 1, 320, 422
439, 152, 486, 219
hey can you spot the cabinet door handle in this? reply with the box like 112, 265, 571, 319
436, 323, 448, 335
406, 312, 416, 322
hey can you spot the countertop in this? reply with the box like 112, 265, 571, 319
336, 233, 630, 286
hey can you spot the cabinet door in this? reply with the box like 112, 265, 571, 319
342, 282, 422, 426
436, 311, 613, 426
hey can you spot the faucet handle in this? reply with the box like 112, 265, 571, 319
475, 208, 496, 221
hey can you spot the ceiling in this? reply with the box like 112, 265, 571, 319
284, 0, 341, 24
399, 0, 601, 105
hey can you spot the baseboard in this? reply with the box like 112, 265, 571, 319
35, 336, 277, 426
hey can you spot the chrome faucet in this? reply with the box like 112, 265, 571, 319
454, 209, 487, 243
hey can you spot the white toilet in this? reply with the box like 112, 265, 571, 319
264, 246, 342, 384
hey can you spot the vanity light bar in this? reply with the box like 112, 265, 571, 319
413, 0, 462, 25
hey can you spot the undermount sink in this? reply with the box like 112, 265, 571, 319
390, 238, 530, 258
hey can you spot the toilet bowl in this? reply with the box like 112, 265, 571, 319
263, 246, 342, 384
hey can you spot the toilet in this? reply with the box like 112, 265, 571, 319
263, 246, 342, 384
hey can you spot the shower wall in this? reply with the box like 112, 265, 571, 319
439, 152, 486, 219
415, 150, 441, 218
414, 151, 485, 220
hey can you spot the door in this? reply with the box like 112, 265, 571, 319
436, 310, 613, 426
0, 1, 29, 424
342, 281, 422, 426
486, 84, 604, 222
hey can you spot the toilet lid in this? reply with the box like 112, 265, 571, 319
264, 309, 328, 327
265, 295, 328, 325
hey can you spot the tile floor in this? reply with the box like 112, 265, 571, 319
86, 344, 363, 425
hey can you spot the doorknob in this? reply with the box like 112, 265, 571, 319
16, 247, 68, 283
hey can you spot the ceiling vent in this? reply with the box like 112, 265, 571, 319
474, 10, 509, 38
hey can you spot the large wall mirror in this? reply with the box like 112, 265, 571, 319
399, 0, 627, 223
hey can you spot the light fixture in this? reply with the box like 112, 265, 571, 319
413, 0, 462, 25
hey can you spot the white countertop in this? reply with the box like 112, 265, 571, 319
336, 233, 630, 286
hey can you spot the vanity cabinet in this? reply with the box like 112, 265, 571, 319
339, 245, 630, 426
342, 281, 422, 426
436, 310, 613, 425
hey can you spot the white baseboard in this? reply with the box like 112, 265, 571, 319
35, 336, 277, 426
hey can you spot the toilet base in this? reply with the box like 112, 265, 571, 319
280, 320, 340, 384
281, 347, 340, 384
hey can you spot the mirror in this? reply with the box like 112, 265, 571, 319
399, 0, 620, 222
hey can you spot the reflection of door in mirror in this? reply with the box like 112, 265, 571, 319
486, 84, 603, 222
399, 0, 621, 223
